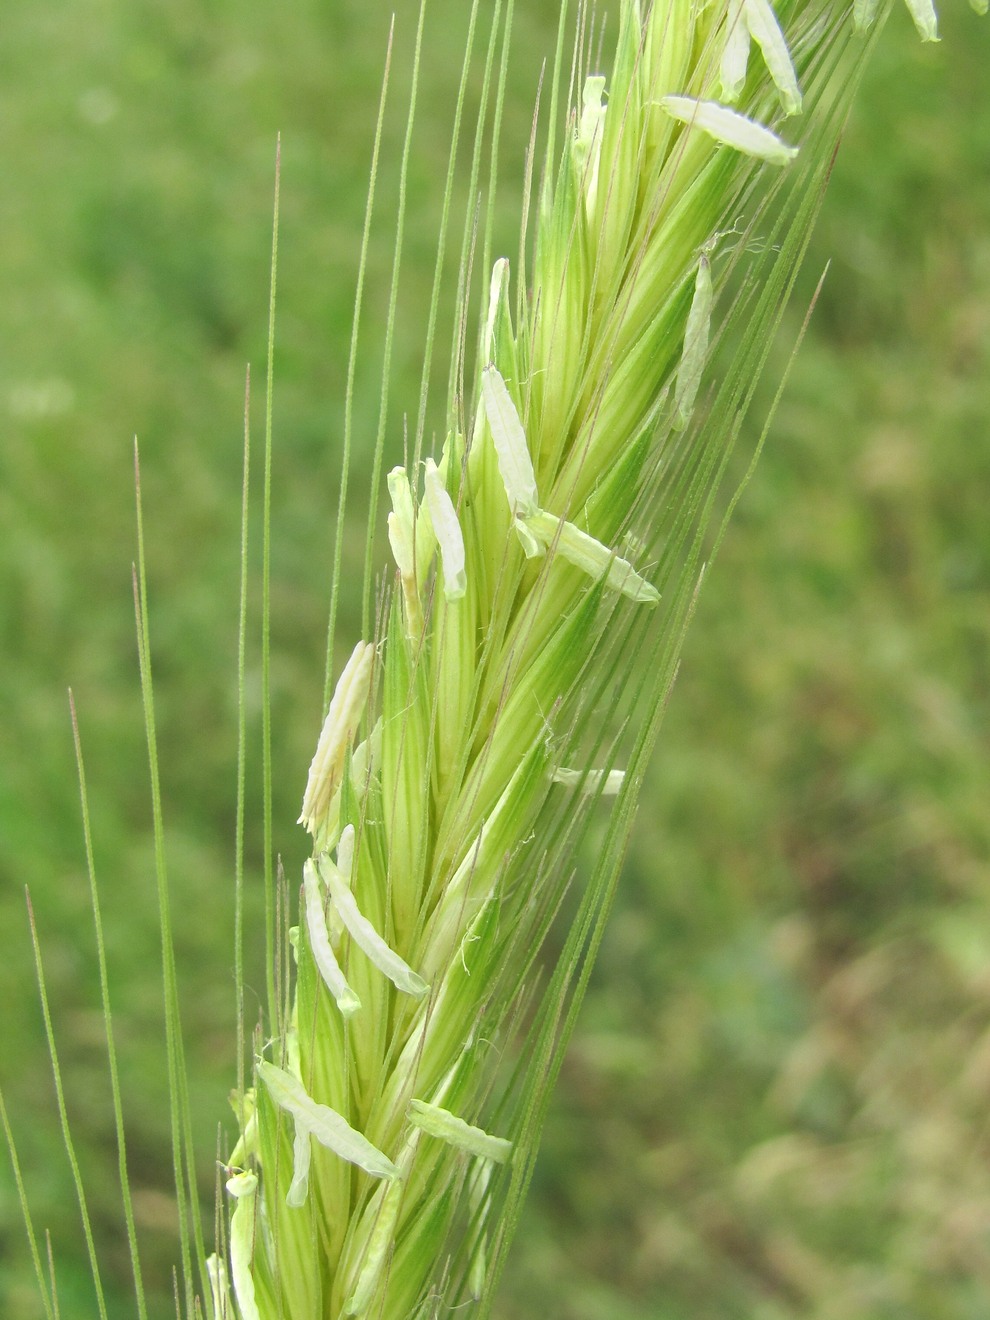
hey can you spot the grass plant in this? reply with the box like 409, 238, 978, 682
1, 0, 986, 1317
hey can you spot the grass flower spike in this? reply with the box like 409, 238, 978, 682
196, 0, 954, 1311
3, 0, 982, 1318
202, 0, 989, 1314
298, 640, 375, 844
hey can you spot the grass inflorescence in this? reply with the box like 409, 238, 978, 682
202, 2, 958, 1315
1, 0, 986, 1318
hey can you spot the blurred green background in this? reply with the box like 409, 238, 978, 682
1, 2, 988, 1317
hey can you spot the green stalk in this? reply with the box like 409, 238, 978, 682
26, 892, 109, 1320
133, 444, 204, 1310
261, 140, 282, 1031
70, 691, 149, 1320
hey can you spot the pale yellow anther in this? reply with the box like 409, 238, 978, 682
743, 0, 802, 114
227, 1171, 260, 1320
660, 96, 798, 165
407, 1099, 513, 1163
225, 1169, 258, 1198
318, 851, 429, 998
576, 76, 606, 154
525, 510, 659, 604
299, 642, 375, 838
578, 73, 609, 216
258, 1060, 399, 1180
386, 466, 424, 637
481, 366, 539, 518
303, 858, 361, 1017
574, 75, 607, 214
287, 1124, 313, 1208
423, 457, 466, 600
337, 822, 356, 880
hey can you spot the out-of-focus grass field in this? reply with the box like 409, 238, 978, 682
1, 2, 987, 1317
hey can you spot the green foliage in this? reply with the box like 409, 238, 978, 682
0, 1, 987, 1318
